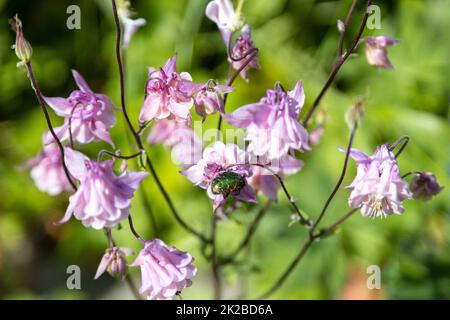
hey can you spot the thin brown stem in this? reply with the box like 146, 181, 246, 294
258, 238, 313, 300
257, 207, 358, 299
310, 123, 357, 232
111, 0, 209, 243
245, 164, 312, 227
319, 208, 358, 236
217, 50, 259, 135
127, 215, 145, 243
220, 200, 271, 265
337, 0, 359, 57
389, 136, 409, 158
24, 62, 77, 190
302, 0, 372, 127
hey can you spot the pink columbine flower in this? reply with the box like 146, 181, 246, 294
224, 81, 310, 160
365, 35, 399, 69
117, 0, 146, 49
21, 142, 74, 196
206, 0, 243, 47
60, 148, 148, 229
94, 246, 133, 280
194, 82, 233, 119
131, 239, 197, 300
229, 25, 259, 81
147, 120, 202, 168
343, 144, 411, 218
139, 55, 199, 124
182, 141, 256, 211
43, 70, 116, 146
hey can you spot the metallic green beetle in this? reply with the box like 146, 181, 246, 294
211, 171, 246, 196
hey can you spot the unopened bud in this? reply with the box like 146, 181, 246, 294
9, 14, 33, 67
345, 100, 364, 129
337, 19, 345, 33
410, 172, 442, 200
94, 247, 133, 280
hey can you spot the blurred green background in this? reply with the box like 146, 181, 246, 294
0, 0, 449, 299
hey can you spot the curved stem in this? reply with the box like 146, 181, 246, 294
389, 135, 409, 158
401, 171, 421, 179
318, 208, 358, 236
127, 215, 145, 244
246, 164, 311, 227
258, 238, 313, 300
217, 50, 259, 135
111, 0, 209, 244
220, 199, 271, 265
302, 0, 372, 127
98, 149, 142, 161
310, 123, 357, 231
257, 207, 358, 299
337, 0, 359, 57
24, 62, 77, 191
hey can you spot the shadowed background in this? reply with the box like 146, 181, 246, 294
0, 0, 449, 299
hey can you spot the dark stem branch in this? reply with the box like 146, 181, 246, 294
220, 200, 271, 265
257, 207, 358, 299
337, 0, 359, 57
127, 215, 145, 243
217, 50, 259, 135
389, 136, 409, 158
310, 123, 357, 231
246, 164, 312, 227
302, 0, 372, 127
111, 0, 209, 244
24, 62, 77, 190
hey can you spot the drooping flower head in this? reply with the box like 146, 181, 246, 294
94, 246, 133, 280
131, 239, 197, 300
60, 148, 148, 229
182, 141, 256, 211
224, 81, 310, 160
147, 120, 202, 168
365, 35, 399, 69
194, 82, 233, 118
43, 70, 117, 146
409, 172, 442, 200
206, 0, 244, 47
229, 24, 259, 81
116, 0, 146, 49
21, 142, 74, 196
343, 144, 411, 218
139, 55, 198, 124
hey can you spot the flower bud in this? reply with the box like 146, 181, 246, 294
410, 172, 442, 200
345, 100, 364, 129
337, 19, 345, 33
94, 247, 133, 280
9, 15, 33, 67
194, 82, 233, 118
